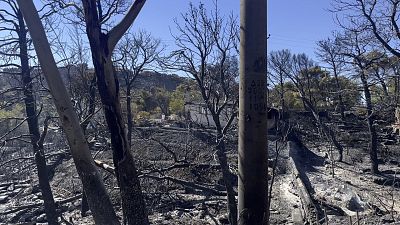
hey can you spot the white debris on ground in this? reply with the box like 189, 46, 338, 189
307, 144, 400, 224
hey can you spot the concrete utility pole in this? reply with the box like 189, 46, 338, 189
238, 0, 268, 224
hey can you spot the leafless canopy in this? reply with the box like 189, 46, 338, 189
168, 2, 239, 129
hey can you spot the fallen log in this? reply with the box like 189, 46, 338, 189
1, 201, 42, 215
0, 194, 82, 215
141, 174, 226, 196
0, 179, 31, 188
288, 141, 321, 225
93, 159, 115, 174
92, 159, 226, 196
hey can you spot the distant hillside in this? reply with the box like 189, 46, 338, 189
2, 66, 188, 94
128, 71, 187, 92
57, 66, 188, 92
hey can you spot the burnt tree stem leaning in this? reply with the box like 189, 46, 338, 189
332, 63, 345, 121
170, 3, 240, 224
17, 7, 59, 225
16, 1, 120, 224
360, 70, 379, 173
126, 85, 133, 147
80, 0, 149, 224
215, 126, 237, 225
80, 75, 97, 217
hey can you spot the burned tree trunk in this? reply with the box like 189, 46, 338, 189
333, 66, 346, 121
16, 2, 120, 224
80, 75, 97, 217
302, 95, 344, 162
169, 2, 240, 223
279, 72, 286, 117
16, 8, 59, 225
86, 35, 148, 225
126, 85, 133, 147
81, 1, 149, 224
215, 124, 237, 225
360, 72, 379, 173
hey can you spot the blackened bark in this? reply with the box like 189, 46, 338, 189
360, 72, 379, 173
126, 85, 133, 147
332, 64, 345, 121
378, 77, 389, 97
81, 1, 149, 223
93, 47, 148, 225
215, 128, 237, 225
17, 1, 121, 223
302, 95, 344, 162
203, 104, 238, 225
217, 144, 237, 225
279, 72, 285, 116
80, 194, 89, 217
337, 92, 345, 121
395, 74, 399, 106
17, 9, 59, 225
322, 123, 343, 162
80, 75, 97, 217
80, 75, 97, 131
306, 74, 313, 106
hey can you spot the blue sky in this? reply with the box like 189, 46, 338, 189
268, 1, 336, 59
132, 1, 338, 61
0, 0, 338, 63
131, 0, 239, 51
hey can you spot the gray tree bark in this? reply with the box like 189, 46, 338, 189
12, 7, 60, 225
360, 71, 379, 173
15, 1, 120, 224
80, 1, 149, 224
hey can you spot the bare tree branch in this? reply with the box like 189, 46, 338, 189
107, 0, 146, 51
